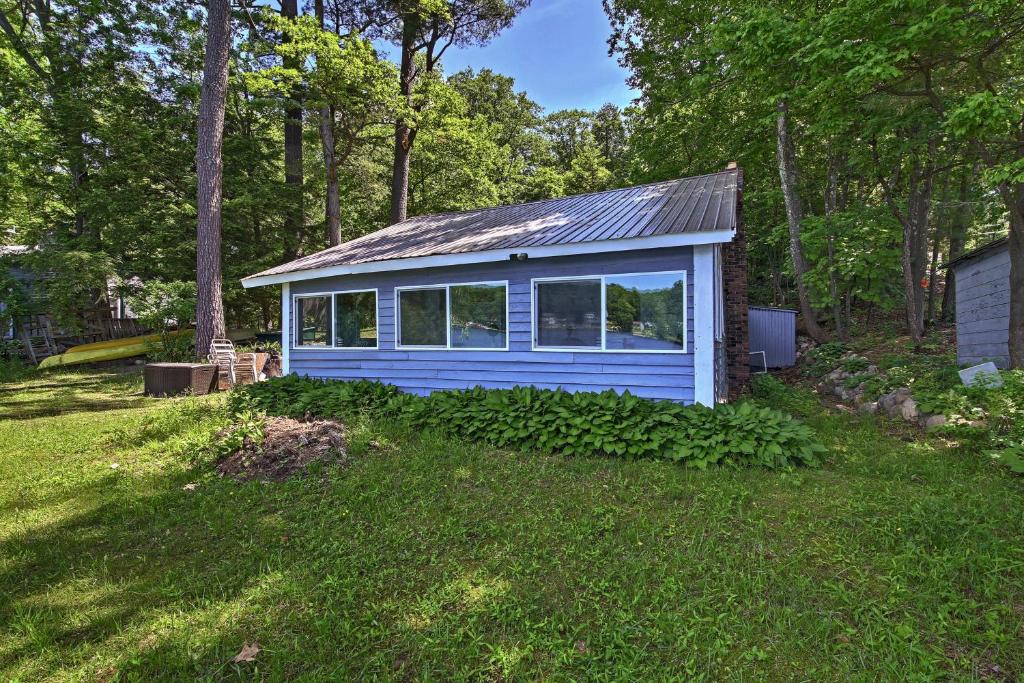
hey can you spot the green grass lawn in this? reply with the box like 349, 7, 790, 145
1, 367, 1023, 681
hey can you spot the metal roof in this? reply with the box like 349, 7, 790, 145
944, 236, 1008, 270
247, 169, 740, 282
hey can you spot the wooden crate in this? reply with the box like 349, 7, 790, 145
144, 363, 218, 397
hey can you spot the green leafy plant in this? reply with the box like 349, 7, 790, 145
126, 280, 197, 362
231, 377, 825, 470
841, 356, 869, 374
802, 341, 848, 377
214, 409, 266, 460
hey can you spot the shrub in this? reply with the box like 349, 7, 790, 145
802, 341, 848, 377
232, 377, 825, 470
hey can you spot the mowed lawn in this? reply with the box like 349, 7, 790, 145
1, 368, 1023, 681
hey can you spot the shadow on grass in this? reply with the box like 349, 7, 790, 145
0, 368, 147, 420
0, 464, 286, 679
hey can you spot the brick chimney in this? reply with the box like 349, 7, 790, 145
722, 164, 749, 398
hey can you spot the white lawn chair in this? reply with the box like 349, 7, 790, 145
208, 338, 258, 387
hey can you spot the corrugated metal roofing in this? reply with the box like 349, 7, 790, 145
944, 236, 1008, 270
249, 169, 739, 280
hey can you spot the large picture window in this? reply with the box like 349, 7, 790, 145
334, 290, 377, 348
397, 282, 508, 350
295, 295, 331, 347
533, 271, 687, 353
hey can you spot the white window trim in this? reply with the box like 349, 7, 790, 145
530, 270, 689, 354
291, 288, 380, 351
395, 280, 510, 352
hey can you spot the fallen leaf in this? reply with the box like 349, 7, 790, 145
231, 642, 261, 663
182, 483, 197, 492
575, 640, 588, 654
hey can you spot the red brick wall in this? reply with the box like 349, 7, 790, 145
722, 168, 750, 398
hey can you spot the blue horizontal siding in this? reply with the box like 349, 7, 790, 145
953, 246, 1010, 368
289, 247, 696, 403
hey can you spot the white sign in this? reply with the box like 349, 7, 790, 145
959, 362, 1004, 388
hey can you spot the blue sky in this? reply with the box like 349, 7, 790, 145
435, 0, 637, 113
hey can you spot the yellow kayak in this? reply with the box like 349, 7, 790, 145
39, 329, 254, 369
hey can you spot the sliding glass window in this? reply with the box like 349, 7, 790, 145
450, 283, 507, 349
534, 279, 602, 349
397, 282, 508, 350
294, 295, 332, 347
398, 288, 447, 347
334, 290, 378, 348
533, 271, 687, 353
604, 273, 686, 351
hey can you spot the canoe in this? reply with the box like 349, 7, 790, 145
39, 329, 254, 369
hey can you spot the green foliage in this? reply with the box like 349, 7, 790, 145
125, 280, 197, 362
126, 280, 196, 333
802, 341, 848, 377
145, 334, 195, 364
212, 409, 266, 461
232, 376, 824, 469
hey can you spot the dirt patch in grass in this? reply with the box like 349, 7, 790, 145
217, 416, 346, 481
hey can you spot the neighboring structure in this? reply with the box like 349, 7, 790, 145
748, 306, 797, 369
242, 168, 749, 405
0, 246, 33, 339
947, 237, 1011, 368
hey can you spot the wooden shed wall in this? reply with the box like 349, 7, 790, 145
289, 247, 698, 402
953, 246, 1010, 368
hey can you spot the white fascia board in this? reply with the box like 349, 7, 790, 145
241, 228, 736, 289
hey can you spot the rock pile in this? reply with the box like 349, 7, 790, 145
816, 353, 947, 430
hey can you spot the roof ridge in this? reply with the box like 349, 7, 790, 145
391, 169, 737, 225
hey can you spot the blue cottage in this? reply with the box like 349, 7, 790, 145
242, 168, 750, 405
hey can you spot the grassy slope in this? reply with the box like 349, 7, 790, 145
1, 369, 1023, 681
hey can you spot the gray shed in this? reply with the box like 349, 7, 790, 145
947, 237, 1010, 368
748, 306, 797, 368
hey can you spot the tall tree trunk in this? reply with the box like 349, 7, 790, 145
875, 136, 934, 346
926, 174, 951, 324
282, 0, 304, 258
389, 14, 419, 225
904, 142, 935, 345
775, 101, 829, 343
195, 0, 231, 358
314, 0, 341, 246
999, 181, 1024, 368
941, 165, 972, 321
825, 152, 847, 340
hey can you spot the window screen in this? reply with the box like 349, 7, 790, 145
295, 296, 331, 347
534, 279, 602, 348
334, 291, 377, 348
398, 288, 447, 346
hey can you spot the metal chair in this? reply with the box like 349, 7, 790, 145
208, 338, 258, 387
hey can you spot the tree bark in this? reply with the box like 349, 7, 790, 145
282, 0, 304, 258
999, 181, 1024, 368
825, 152, 847, 340
195, 0, 231, 359
389, 13, 419, 225
775, 101, 829, 343
314, 0, 341, 246
941, 165, 972, 321
874, 137, 934, 346
926, 173, 951, 324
